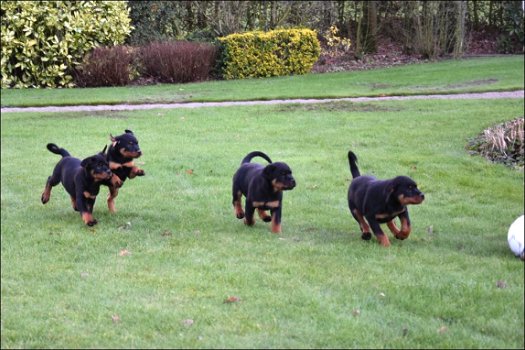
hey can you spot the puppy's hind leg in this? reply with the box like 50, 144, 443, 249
352, 209, 372, 241
41, 174, 60, 204
107, 186, 119, 213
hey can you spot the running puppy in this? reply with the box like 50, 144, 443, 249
103, 129, 145, 213
347, 151, 424, 247
232, 151, 296, 233
41, 143, 112, 226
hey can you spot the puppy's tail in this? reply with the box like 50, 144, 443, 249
348, 151, 361, 178
241, 151, 273, 165
46, 143, 70, 158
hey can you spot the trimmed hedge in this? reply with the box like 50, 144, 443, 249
1, 1, 132, 88
219, 28, 321, 80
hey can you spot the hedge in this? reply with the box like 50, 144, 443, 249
219, 28, 321, 80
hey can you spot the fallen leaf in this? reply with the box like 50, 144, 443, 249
182, 319, 194, 326
352, 309, 361, 317
379, 292, 386, 297
119, 249, 131, 257
496, 280, 507, 289
186, 169, 194, 175
161, 230, 172, 236
112, 314, 121, 323
118, 222, 132, 230
224, 296, 240, 303
438, 326, 448, 334
427, 225, 433, 235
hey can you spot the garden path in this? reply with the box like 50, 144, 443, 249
1, 90, 523, 113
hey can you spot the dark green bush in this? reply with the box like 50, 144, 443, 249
1, 1, 132, 88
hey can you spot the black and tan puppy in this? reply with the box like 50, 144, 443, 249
347, 151, 424, 247
41, 143, 112, 226
232, 151, 296, 233
102, 129, 145, 213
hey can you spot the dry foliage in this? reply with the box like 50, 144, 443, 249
467, 117, 524, 168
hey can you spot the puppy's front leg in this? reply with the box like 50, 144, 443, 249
243, 202, 255, 226
270, 207, 282, 234
367, 216, 391, 247
77, 195, 97, 226
394, 212, 411, 240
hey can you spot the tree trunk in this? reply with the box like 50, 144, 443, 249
454, 0, 466, 57
360, 0, 377, 54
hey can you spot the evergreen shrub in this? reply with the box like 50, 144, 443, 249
218, 28, 321, 80
1, 1, 132, 88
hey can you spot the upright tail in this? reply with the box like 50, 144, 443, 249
348, 151, 361, 178
241, 151, 273, 165
46, 143, 70, 157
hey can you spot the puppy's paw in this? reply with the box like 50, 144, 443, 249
136, 169, 145, 176
263, 216, 272, 223
244, 218, 255, 226
87, 219, 98, 226
377, 234, 391, 247
236, 212, 245, 219
111, 175, 123, 188
361, 232, 372, 240
41, 193, 49, 204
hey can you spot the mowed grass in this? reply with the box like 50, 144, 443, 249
1, 97, 524, 348
1, 55, 523, 107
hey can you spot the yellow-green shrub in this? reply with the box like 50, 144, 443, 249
1, 1, 132, 88
219, 28, 320, 80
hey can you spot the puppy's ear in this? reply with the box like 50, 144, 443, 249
110, 134, 117, 142
101, 145, 108, 154
125, 129, 134, 134
385, 184, 396, 203
80, 157, 93, 168
263, 164, 276, 179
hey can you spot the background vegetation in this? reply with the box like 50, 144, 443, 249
2, 1, 524, 88
127, 0, 524, 56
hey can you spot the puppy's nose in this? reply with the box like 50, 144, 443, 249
420, 193, 425, 200
290, 179, 296, 188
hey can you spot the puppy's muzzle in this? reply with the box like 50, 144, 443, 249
122, 149, 142, 158
410, 192, 425, 204
284, 177, 296, 190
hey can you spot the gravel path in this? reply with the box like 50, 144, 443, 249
1, 90, 523, 113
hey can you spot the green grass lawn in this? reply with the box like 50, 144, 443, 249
1, 96, 523, 348
1, 55, 523, 107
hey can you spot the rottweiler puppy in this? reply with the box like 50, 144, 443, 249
41, 143, 112, 226
347, 151, 424, 247
232, 151, 296, 233
102, 129, 145, 213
